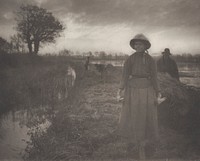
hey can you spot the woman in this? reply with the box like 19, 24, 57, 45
118, 33, 161, 159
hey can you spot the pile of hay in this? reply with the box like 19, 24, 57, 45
158, 73, 200, 136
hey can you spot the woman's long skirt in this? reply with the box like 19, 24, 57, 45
119, 86, 159, 144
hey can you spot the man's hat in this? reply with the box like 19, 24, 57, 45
162, 48, 171, 55
130, 33, 151, 50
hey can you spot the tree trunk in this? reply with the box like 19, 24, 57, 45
34, 40, 39, 55
27, 40, 33, 54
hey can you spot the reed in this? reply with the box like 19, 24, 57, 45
0, 53, 83, 115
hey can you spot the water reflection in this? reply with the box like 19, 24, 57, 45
180, 77, 200, 87
178, 63, 200, 87
0, 66, 77, 160
91, 60, 124, 67
0, 108, 53, 160
0, 111, 29, 160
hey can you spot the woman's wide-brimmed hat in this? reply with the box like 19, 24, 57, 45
162, 48, 171, 55
130, 33, 151, 50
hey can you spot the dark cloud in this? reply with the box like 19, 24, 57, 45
0, 0, 37, 25
0, 0, 38, 39
40, 0, 200, 27
0, 0, 200, 53
1, 0, 200, 27
0, 0, 17, 24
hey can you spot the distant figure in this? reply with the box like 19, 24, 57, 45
67, 66, 76, 87
157, 48, 179, 81
84, 56, 90, 70
60, 66, 76, 99
94, 64, 106, 78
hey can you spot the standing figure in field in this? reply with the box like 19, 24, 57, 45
67, 66, 76, 87
64, 66, 76, 98
118, 33, 161, 159
157, 48, 179, 81
84, 56, 90, 71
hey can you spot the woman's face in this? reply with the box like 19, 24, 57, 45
134, 41, 146, 52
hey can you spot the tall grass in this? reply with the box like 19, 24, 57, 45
0, 53, 84, 116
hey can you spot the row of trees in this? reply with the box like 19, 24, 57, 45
0, 34, 25, 53
57, 49, 200, 62
0, 5, 64, 55
58, 49, 128, 59
173, 54, 200, 63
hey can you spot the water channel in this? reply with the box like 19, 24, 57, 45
0, 66, 76, 160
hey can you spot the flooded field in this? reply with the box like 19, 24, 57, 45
178, 63, 200, 87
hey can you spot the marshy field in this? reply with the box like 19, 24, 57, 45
0, 53, 200, 161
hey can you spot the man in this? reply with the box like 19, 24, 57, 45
157, 48, 179, 81
84, 56, 90, 70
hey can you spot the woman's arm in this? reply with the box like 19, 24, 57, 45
119, 58, 130, 90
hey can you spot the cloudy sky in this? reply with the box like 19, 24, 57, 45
0, 0, 200, 55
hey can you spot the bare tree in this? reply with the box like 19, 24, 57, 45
15, 5, 65, 55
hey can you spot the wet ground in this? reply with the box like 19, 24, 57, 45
0, 112, 29, 160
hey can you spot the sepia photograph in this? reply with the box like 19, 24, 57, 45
0, 0, 200, 160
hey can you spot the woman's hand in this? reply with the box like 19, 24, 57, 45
157, 92, 166, 105
157, 92, 162, 98
117, 89, 124, 102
